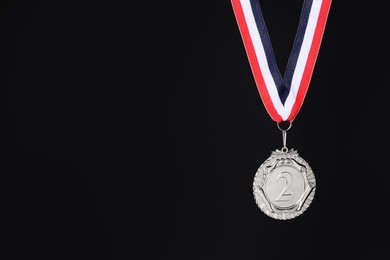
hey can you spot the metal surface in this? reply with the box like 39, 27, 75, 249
253, 149, 316, 220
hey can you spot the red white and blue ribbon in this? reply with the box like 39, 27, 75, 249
231, 0, 331, 122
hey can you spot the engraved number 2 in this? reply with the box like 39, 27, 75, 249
276, 171, 294, 202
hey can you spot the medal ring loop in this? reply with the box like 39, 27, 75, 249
277, 121, 292, 131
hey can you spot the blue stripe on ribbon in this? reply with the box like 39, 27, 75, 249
249, 0, 313, 105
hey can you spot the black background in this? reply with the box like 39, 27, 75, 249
1, 0, 389, 259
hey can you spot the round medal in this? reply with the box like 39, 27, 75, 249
253, 149, 316, 220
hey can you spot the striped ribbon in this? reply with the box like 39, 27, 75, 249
231, 0, 332, 122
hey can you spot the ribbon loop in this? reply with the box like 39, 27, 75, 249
231, 0, 332, 122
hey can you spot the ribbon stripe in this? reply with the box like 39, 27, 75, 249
231, 0, 332, 122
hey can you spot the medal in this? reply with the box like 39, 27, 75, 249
231, 0, 332, 219
253, 123, 316, 220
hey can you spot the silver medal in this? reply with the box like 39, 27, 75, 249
253, 127, 316, 220
229, 0, 331, 221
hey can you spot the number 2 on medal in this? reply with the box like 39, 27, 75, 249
276, 171, 294, 202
